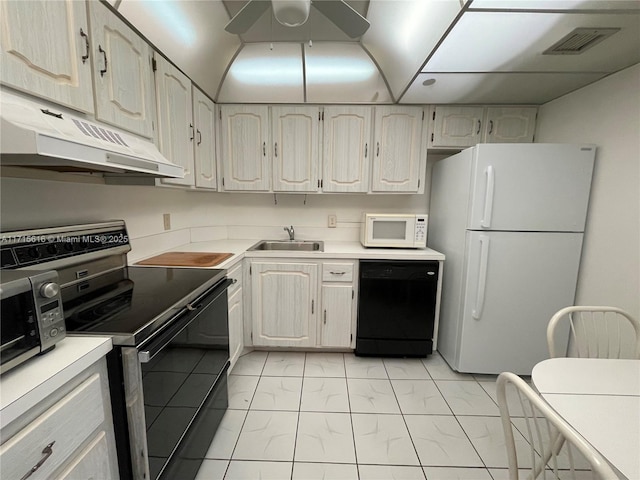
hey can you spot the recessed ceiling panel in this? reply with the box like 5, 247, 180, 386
401, 72, 608, 104
422, 12, 640, 73
118, 0, 241, 100
218, 43, 304, 103
469, 1, 640, 11
305, 43, 392, 103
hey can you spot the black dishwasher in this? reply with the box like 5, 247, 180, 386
356, 260, 439, 357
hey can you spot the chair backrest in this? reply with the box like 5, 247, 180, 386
496, 372, 619, 480
547, 306, 640, 359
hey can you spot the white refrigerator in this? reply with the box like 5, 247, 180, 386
429, 144, 595, 375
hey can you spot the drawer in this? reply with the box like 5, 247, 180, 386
0, 374, 105, 480
227, 262, 243, 297
322, 262, 354, 282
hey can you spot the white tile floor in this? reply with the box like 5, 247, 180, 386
196, 351, 525, 480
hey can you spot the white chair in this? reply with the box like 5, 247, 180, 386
496, 372, 619, 480
547, 306, 640, 359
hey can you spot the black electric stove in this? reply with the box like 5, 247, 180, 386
62, 265, 227, 346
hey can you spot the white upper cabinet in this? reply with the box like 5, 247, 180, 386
155, 55, 194, 187
322, 106, 372, 193
220, 105, 271, 191
193, 88, 217, 189
429, 105, 537, 148
371, 106, 426, 193
430, 106, 484, 148
271, 106, 320, 192
0, 0, 94, 113
88, 1, 154, 138
485, 107, 537, 143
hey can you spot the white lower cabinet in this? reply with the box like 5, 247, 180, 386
251, 261, 318, 347
248, 259, 355, 349
227, 262, 244, 370
0, 359, 118, 480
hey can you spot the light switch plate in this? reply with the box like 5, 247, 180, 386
163, 213, 171, 230
328, 214, 337, 228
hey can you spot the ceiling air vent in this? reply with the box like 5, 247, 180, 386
543, 28, 621, 55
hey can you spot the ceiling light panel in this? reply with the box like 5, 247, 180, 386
469, 0, 640, 11
218, 43, 304, 103
422, 12, 640, 73
401, 72, 608, 104
304, 43, 392, 103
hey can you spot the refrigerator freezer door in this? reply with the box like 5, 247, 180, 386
457, 231, 581, 375
468, 144, 595, 232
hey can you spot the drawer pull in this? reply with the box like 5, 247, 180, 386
324, 310, 327, 324
232, 278, 238, 284
329, 271, 346, 275
20, 441, 55, 480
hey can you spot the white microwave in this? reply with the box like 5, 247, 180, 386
361, 213, 428, 248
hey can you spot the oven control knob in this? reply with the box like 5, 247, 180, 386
40, 282, 60, 299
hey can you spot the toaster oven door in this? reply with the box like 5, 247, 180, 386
0, 290, 40, 374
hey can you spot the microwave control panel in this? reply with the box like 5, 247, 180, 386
414, 215, 428, 246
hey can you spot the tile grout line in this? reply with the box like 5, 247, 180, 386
343, 353, 363, 480
289, 352, 307, 479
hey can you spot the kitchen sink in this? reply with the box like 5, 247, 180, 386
248, 240, 324, 252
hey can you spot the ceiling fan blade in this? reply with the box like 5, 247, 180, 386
225, 0, 271, 35
312, 0, 370, 38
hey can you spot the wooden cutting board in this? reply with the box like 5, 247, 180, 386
136, 252, 233, 267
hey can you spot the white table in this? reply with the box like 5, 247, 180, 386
532, 358, 640, 480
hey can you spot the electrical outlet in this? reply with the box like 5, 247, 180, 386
163, 213, 171, 231
328, 214, 337, 228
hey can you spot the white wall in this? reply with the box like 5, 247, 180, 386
535, 63, 640, 320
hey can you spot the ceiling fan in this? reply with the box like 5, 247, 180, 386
225, 0, 370, 39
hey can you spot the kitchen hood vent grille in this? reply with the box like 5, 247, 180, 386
543, 28, 621, 55
72, 119, 129, 147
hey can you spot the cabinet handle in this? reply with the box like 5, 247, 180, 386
311, 299, 314, 314
364, 143, 368, 158
197, 129, 202, 145
476, 119, 481, 135
98, 45, 108, 77
20, 441, 55, 480
324, 310, 327, 324
80, 28, 89, 64
488, 120, 494, 135
263, 142, 266, 156
329, 271, 346, 275
274, 142, 278, 157
376, 142, 380, 157
189, 123, 194, 141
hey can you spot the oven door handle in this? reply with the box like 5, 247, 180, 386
138, 278, 232, 363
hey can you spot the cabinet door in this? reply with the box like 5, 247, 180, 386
271, 106, 320, 192
371, 106, 424, 192
228, 287, 244, 371
485, 107, 537, 143
57, 431, 117, 479
323, 106, 372, 193
0, 0, 94, 113
155, 55, 194, 186
220, 105, 270, 191
193, 88, 217, 189
88, 1, 154, 138
251, 262, 317, 347
430, 106, 484, 148
321, 284, 352, 348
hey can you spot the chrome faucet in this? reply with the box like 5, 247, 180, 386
284, 225, 295, 241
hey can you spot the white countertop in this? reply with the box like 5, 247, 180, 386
135, 239, 445, 271
0, 336, 112, 428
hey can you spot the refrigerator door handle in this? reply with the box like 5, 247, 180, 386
480, 165, 495, 228
472, 235, 490, 320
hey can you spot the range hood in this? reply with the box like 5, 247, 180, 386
0, 91, 183, 179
